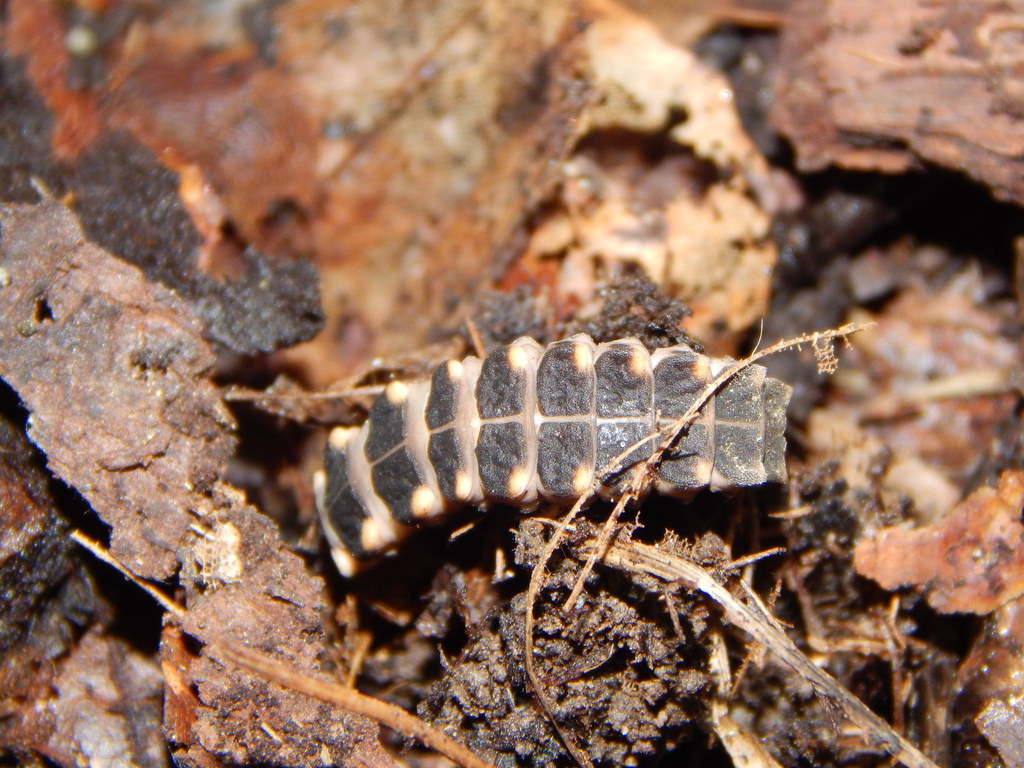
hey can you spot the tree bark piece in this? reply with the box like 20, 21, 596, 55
772, 0, 1024, 205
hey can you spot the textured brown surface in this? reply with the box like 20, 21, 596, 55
772, 0, 1024, 204
0, 402, 99, 763
0, 198, 389, 767
0, 198, 232, 579
419, 520, 718, 766
854, 470, 1024, 614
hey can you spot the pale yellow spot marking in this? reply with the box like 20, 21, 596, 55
411, 485, 437, 519
507, 467, 529, 498
454, 471, 472, 501
312, 470, 326, 505
507, 345, 528, 371
385, 381, 409, 405
629, 347, 647, 376
330, 547, 358, 578
572, 465, 592, 496
446, 360, 463, 379
572, 342, 592, 370
328, 427, 355, 451
360, 518, 384, 552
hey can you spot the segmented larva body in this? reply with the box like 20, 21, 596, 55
316, 334, 791, 575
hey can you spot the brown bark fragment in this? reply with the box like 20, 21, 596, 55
177, 525, 392, 767
0, 198, 390, 766
0, 197, 234, 580
1, 11, 325, 356
854, 470, 1024, 614
772, 0, 1024, 204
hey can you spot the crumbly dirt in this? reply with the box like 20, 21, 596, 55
416, 520, 724, 767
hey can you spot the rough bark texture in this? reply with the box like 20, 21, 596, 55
0, 198, 390, 767
772, 0, 1024, 204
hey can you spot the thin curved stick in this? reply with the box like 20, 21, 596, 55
523, 491, 597, 768
218, 641, 499, 768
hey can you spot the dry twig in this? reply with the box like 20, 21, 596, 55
217, 642, 499, 768
590, 537, 939, 768
224, 384, 386, 402
71, 532, 185, 618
